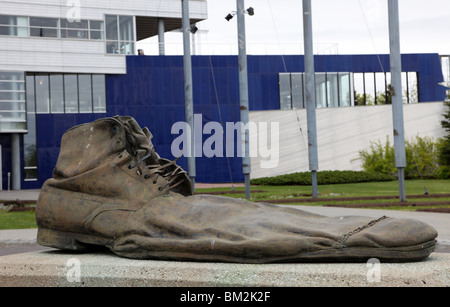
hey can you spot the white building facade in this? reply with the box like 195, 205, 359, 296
0, 0, 207, 189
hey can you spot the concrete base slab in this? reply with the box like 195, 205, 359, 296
1, 250, 449, 287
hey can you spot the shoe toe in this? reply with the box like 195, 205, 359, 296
344, 217, 438, 248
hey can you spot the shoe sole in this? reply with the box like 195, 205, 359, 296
37, 228, 436, 263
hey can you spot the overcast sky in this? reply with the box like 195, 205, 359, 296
137, 0, 450, 56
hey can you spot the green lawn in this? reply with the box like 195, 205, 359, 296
0, 211, 37, 230
0, 180, 448, 230
196, 180, 450, 201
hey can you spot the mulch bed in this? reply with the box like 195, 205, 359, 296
0, 200, 37, 212
323, 201, 450, 208
416, 208, 450, 213
195, 190, 267, 195
260, 194, 450, 213
261, 194, 450, 204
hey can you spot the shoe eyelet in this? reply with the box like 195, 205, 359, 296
136, 170, 142, 176
144, 174, 150, 179
158, 187, 163, 191
128, 165, 133, 169
118, 154, 123, 158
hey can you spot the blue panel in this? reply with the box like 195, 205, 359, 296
15, 53, 444, 188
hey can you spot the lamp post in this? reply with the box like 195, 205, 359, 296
388, 0, 407, 202
226, 1, 254, 199
182, 0, 196, 191
236, 0, 252, 199
302, 0, 319, 199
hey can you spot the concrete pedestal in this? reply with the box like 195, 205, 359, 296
1, 251, 449, 287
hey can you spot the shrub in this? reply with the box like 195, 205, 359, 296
356, 135, 444, 179
439, 101, 450, 166
250, 170, 394, 186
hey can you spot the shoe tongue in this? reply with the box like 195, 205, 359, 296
115, 116, 159, 165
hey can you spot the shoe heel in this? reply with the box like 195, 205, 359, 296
37, 228, 90, 251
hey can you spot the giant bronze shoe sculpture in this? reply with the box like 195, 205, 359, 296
36, 116, 438, 263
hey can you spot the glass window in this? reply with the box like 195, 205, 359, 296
408, 72, 418, 103
64, 74, 79, 113
78, 75, 93, 113
339, 73, 351, 107
30, 17, 58, 38
291, 73, 304, 109
90, 20, 104, 40
106, 15, 135, 54
0, 91, 25, 101
24, 74, 38, 180
30, 27, 58, 38
0, 80, 23, 91
121, 42, 135, 55
0, 25, 28, 36
353, 73, 365, 106
60, 19, 89, 39
60, 28, 88, 39
0, 16, 28, 37
106, 15, 118, 40
26, 75, 35, 113
327, 73, 339, 108
364, 73, 375, 105
385, 72, 392, 104
0, 71, 26, 132
26, 73, 105, 115
315, 73, 327, 108
60, 19, 88, 29
0, 15, 26, 26
23, 114, 38, 181
35, 74, 50, 113
90, 30, 104, 40
119, 16, 134, 41
401, 72, 409, 103
106, 41, 120, 54
279, 73, 291, 110
374, 72, 386, 105
30, 17, 58, 28
92, 75, 106, 113
90, 20, 104, 30
50, 74, 64, 113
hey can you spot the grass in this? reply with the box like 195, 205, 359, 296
196, 179, 450, 212
197, 180, 450, 201
0, 180, 448, 230
0, 211, 37, 230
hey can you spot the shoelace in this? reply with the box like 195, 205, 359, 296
128, 155, 186, 191
118, 117, 187, 192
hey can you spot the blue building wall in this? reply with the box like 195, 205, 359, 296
1, 53, 445, 189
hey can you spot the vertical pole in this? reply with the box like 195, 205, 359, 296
182, 0, 196, 191
0, 145, 2, 191
236, 0, 251, 199
388, 0, 406, 202
302, 0, 319, 198
11, 133, 21, 190
158, 18, 165, 56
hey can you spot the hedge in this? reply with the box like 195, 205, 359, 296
250, 170, 394, 186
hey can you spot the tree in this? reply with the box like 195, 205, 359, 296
439, 101, 450, 166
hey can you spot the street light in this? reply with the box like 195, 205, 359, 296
225, 7, 254, 21
226, 0, 255, 200
190, 25, 198, 34
225, 13, 235, 21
